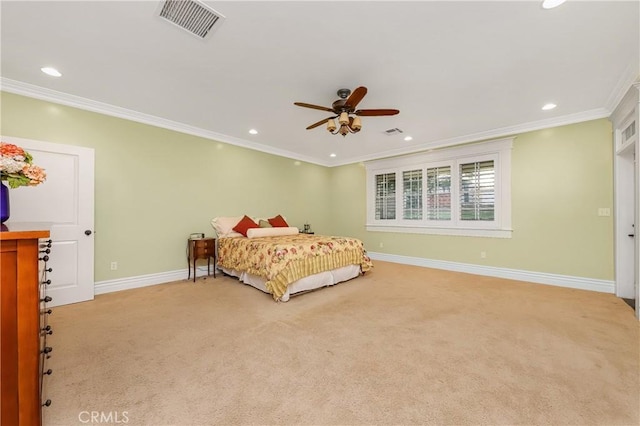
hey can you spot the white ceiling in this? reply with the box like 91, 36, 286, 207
1, 0, 638, 166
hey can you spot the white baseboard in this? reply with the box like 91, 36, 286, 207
95, 266, 216, 295
95, 255, 615, 296
368, 252, 615, 294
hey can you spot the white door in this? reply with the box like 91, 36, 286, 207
632, 146, 639, 320
2, 136, 95, 307
616, 145, 636, 300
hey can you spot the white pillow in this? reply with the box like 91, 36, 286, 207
246, 227, 299, 239
211, 216, 244, 238
254, 216, 288, 225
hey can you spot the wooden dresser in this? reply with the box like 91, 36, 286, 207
1, 223, 51, 426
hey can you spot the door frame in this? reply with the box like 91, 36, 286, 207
1, 135, 95, 306
612, 82, 640, 320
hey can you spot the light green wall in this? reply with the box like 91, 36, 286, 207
1, 92, 614, 282
1, 92, 332, 280
331, 119, 615, 280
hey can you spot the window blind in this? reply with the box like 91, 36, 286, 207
402, 169, 422, 220
426, 166, 451, 220
460, 160, 495, 221
375, 173, 396, 220
623, 120, 636, 143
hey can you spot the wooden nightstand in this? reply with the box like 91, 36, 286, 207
187, 237, 216, 282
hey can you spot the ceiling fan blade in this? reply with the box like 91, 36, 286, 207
294, 102, 334, 113
345, 86, 367, 109
355, 109, 400, 116
306, 116, 337, 130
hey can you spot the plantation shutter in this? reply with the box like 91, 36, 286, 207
375, 173, 396, 220
426, 166, 452, 220
459, 160, 495, 221
402, 169, 422, 220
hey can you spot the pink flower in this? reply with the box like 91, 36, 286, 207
23, 164, 46, 186
1, 142, 46, 188
0, 143, 25, 158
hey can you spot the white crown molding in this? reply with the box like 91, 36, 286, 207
0, 78, 327, 166
610, 86, 640, 126
368, 252, 615, 294
333, 107, 611, 166
604, 61, 640, 113
0, 77, 614, 168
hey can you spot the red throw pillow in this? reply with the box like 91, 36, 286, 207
268, 215, 289, 228
233, 215, 259, 237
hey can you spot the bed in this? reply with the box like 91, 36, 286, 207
211, 216, 373, 302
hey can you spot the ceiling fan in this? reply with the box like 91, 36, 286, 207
294, 86, 399, 136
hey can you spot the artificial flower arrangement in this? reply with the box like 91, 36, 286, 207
0, 142, 47, 188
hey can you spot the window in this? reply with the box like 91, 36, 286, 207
375, 173, 396, 220
426, 166, 451, 220
402, 169, 422, 220
459, 160, 494, 221
366, 138, 512, 238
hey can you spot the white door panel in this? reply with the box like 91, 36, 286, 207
10, 153, 77, 223
615, 145, 636, 299
3, 136, 94, 307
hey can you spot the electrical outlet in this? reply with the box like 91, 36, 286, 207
480, 251, 487, 259
110, 261, 118, 270
379, 242, 384, 248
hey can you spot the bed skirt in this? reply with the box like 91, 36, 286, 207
219, 264, 362, 302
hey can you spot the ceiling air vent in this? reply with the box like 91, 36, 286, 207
159, 0, 225, 39
384, 128, 404, 135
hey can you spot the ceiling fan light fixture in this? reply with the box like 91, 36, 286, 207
294, 86, 399, 137
352, 116, 362, 131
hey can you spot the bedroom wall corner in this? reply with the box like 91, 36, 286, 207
0, 91, 335, 283
328, 119, 615, 285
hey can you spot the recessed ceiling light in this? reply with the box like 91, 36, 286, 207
329, 153, 336, 158
248, 129, 258, 135
404, 136, 413, 141
542, 0, 567, 9
40, 67, 61, 77
542, 103, 557, 111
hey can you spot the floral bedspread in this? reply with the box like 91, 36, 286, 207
217, 234, 373, 300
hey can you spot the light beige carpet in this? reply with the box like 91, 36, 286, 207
43, 261, 639, 426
